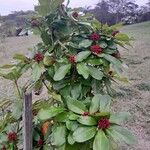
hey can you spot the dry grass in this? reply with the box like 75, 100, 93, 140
0, 21, 150, 149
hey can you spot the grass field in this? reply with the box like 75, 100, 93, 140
0, 21, 150, 149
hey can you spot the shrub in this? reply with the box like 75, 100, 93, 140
0, 0, 136, 149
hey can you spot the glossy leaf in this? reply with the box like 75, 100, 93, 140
107, 125, 137, 145
54, 64, 71, 81
73, 127, 97, 143
79, 40, 92, 48
38, 107, 64, 120
67, 97, 88, 114
93, 130, 110, 150
77, 63, 90, 79
88, 66, 104, 80
77, 116, 97, 126
99, 95, 112, 112
76, 51, 91, 62
110, 112, 130, 124
51, 125, 66, 146
90, 94, 101, 114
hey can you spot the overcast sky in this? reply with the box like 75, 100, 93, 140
0, 0, 148, 15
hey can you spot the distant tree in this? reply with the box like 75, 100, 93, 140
108, 0, 137, 23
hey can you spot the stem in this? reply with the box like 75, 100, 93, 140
43, 81, 52, 93
14, 80, 22, 99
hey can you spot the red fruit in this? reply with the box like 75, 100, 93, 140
34, 53, 44, 62
72, 12, 79, 18
90, 45, 103, 55
98, 118, 110, 129
82, 112, 89, 116
37, 139, 43, 146
89, 32, 100, 41
111, 52, 121, 59
112, 30, 120, 37
68, 55, 76, 63
7, 132, 17, 142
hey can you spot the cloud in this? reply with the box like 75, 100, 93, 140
0, 0, 148, 15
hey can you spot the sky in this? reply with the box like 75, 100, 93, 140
0, 0, 148, 15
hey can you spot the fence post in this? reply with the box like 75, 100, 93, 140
23, 92, 33, 150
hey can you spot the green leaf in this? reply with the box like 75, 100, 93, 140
100, 54, 122, 73
87, 59, 103, 65
76, 51, 91, 62
115, 33, 130, 41
99, 95, 112, 112
77, 116, 97, 126
79, 40, 92, 48
54, 112, 68, 122
93, 130, 110, 150
67, 97, 88, 114
38, 107, 64, 120
51, 125, 66, 146
68, 133, 75, 145
99, 41, 108, 48
90, 94, 101, 114
110, 112, 130, 124
77, 63, 90, 79
12, 100, 22, 120
54, 64, 71, 81
35, 0, 64, 16
71, 84, 82, 99
32, 63, 44, 82
73, 127, 97, 143
107, 125, 137, 145
13, 54, 27, 61
66, 121, 78, 131
88, 66, 104, 80
68, 113, 79, 121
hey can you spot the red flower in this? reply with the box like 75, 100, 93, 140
82, 112, 89, 116
7, 132, 17, 142
98, 118, 110, 129
90, 45, 102, 55
72, 12, 79, 18
89, 32, 100, 41
37, 139, 43, 146
112, 30, 120, 37
68, 55, 76, 63
34, 53, 44, 62
111, 52, 121, 59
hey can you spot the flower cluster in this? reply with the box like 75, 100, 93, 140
89, 32, 100, 41
98, 118, 110, 129
68, 55, 76, 63
90, 45, 103, 55
34, 53, 44, 62
7, 132, 17, 142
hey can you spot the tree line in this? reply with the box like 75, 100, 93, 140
0, 0, 150, 37
84, 0, 150, 25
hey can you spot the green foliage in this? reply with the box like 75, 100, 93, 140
0, 0, 136, 149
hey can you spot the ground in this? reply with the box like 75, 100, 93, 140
0, 21, 150, 149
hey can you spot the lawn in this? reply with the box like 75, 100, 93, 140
0, 21, 150, 149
